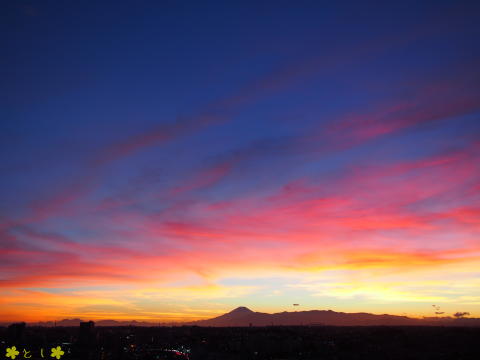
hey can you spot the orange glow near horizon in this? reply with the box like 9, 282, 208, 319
2, 145, 480, 322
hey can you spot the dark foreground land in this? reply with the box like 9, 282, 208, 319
1, 323, 479, 360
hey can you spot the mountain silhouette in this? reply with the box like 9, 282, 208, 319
186, 307, 480, 327
195, 306, 260, 326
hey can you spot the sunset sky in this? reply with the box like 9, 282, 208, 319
1, 0, 480, 322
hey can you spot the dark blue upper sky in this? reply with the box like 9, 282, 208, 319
3, 0, 479, 205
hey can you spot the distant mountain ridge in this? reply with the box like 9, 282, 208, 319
3, 307, 479, 327
185, 307, 480, 327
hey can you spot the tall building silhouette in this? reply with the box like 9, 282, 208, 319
78, 321, 96, 359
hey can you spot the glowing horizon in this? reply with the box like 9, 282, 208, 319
2, 1, 480, 323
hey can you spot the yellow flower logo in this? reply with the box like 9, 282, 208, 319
50, 346, 64, 359
6, 346, 20, 359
